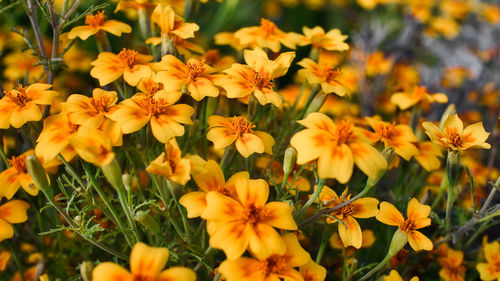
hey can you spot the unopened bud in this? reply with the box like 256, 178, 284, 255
80, 261, 94, 281
135, 211, 161, 234
283, 147, 297, 177
388, 229, 408, 257
102, 159, 124, 191
26, 155, 49, 191
122, 173, 133, 192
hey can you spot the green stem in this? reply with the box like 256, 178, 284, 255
315, 230, 329, 263
220, 145, 236, 172
117, 185, 140, 243
57, 154, 86, 189
297, 178, 326, 217
166, 180, 190, 243
431, 174, 448, 209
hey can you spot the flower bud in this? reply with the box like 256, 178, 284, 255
388, 229, 408, 257
446, 150, 461, 188
26, 155, 49, 191
283, 147, 297, 177
122, 173, 133, 192
305, 91, 327, 115
102, 159, 124, 191
135, 211, 161, 234
80, 261, 94, 281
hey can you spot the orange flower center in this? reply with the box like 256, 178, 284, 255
400, 218, 415, 232
322, 66, 341, 83
375, 123, 395, 139
250, 70, 274, 90
9, 154, 27, 173
4, 84, 31, 106
333, 121, 354, 144
260, 18, 277, 37
447, 129, 463, 148
118, 49, 139, 67
244, 204, 267, 224
90, 96, 113, 112
262, 255, 288, 276
85, 11, 106, 27
187, 59, 206, 79
413, 86, 427, 100
131, 274, 155, 281
231, 116, 255, 136
138, 96, 170, 116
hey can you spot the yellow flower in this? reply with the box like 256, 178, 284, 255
364, 117, 419, 161
0, 251, 11, 271
376, 198, 433, 251
329, 229, 376, 250
207, 115, 274, 158
297, 26, 349, 52
146, 35, 204, 57
111, 89, 194, 143
179, 160, 246, 218
92, 242, 196, 281
115, 0, 157, 13
214, 31, 246, 50
427, 17, 460, 39
201, 177, 297, 260
438, 248, 466, 281
0, 200, 30, 242
477, 239, 500, 280
155, 55, 220, 101
391, 86, 448, 110
2, 50, 44, 82
414, 141, 443, 171
290, 113, 387, 183
422, 114, 491, 151
299, 259, 327, 281
0, 150, 41, 199
234, 18, 299, 52
146, 138, 191, 185
35, 113, 79, 163
216, 47, 295, 107
69, 126, 116, 167
297, 57, 349, 97
151, 4, 199, 39
365, 51, 393, 77
219, 233, 310, 281
383, 270, 419, 281
67, 11, 131, 40
317, 186, 379, 249
0, 84, 58, 129
90, 48, 153, 86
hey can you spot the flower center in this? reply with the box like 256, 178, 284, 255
244, 204, 266, 224
260, 18, 277, 37
322, 66, 341, 83
132, 274, 154, 281
9, 154, 27, 173
138, 96, 170, 116
231, 116, 254, 136
262, 255, 288, 276
333, 121, 354, 144
4, 84, 31, 106
85, 11, 106, 27
90, 96, 113, 113
447, 129, 463, 148
400, 218, 415, 232
118, 49, 139, 67
375, 123, 395, 139
250, 70, 274, 90
187, 59, 206, 79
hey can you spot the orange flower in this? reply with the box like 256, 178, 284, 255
216, 47, 295, 107
376, 198, 433, 251
219, 233, 310, 281
207, 115, 274, 158
179, 160, 246, 218
69, 126, 116, 167
151, 4, 199, 39
35, 113, 79, 163
297, 57, 349, 97
111, 89, 194, 143
0, 84, 58, 129
201, 177, 297, 260
438, 248, 466, 281
299, 259, 327, 281
476, 239, 500, 280
146, 138, 191, 185
364, 117, 419, 161
2, 50, 44, 82
365, 51, 393, 77
422, 114, 491, 151
234, 18, 299, 52
414, 141, 443, 171
0, 251, 11, 271
92, 242, 196, 281
0, 150, 41, 199
0, 200, 30, 242
290, 113, 387, 183
296, 26, 349, 52
155, 55, 220, 101
391, 86, 448, 110
67, 11, 131, 40
383, 270, 419, 281
317, 186, 379, 249
90, 48, 153, 86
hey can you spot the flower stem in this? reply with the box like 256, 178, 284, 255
297, 178, 326, 218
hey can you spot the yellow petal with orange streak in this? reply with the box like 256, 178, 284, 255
188, 78, 219, 101
297, 112, 336, 131
248, 223, 286, 260
150, 115, 185, 143
299, 260, 327, 281
123, 64, 152, 86
90, 64, 123, 86
158, 267, 196, 281
0, 251, 11, 271
0, 200, 30, 223
0, 219, 14, 242
350, 141, 387, 180
483, 241, 500, 264
169, 158, 191, 185
462, 122, 491, 149
130, 242, 169, 275
407, 230, 433, 251
338, 215, 362, 249
262, 202, 297, 230
384, 270, 404, 281
164, 104, 194, 125
282, 233, 311, 267
172, 22, 199, 39
407, 198, 431, 222
290, 129, 326, 164
201, 191, 244, 222
476, 263, 497, 281
192, 160, 225, 192
422, 122, 443, 145
431, 93, 448, 104
0, 168, 21, 200
254, 131, 275, 155
100, 20, 132, 37
155, 71, 187, 91
225, 172, 249, 196
219, 257, 263, 281
351, 197, 379, 218
179, 192, 207, 218
442, 114, 464, 134
271, 52, 295, 78
317, 144, 353, 183
209, 220, 250, 260
321, 82, 347, 97
92, 262, 131, 281
19, 173, 39, 196
235, 133, 265, 158
0, 100, 15, 129
390, 92, 417, 110
236, 178, 269, 208
10, 102, 42, 128
376, 201, 404, 226
67, 26, 98, 40
207, 127, 237, 150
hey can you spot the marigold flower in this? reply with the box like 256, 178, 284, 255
2, 50, 44, 82
318, 186, 379, 249
214, 31, 246, 50
422, 114, 491, 151
297, 57, 349, 97
234, 18, 299, 52
364, 117, 419, 161
201, 177, 297, 260
216, 47, 295, 107
146, 35, 204, 57
179, 160, 246, 218
365, 51, 393, 77
376, 198, 433, 251
296, 26, 349, 52
290, 113, 387, 183
111, 90, 194, 143
0, 84, 58, 129
90, 48, 153, 86
299, 259, 327, 281
146, 138, 191, 185
207, 115, 274, 158
0, 150, 41, 199
92, 242, 196, 281
0, 200, 30, 242
67, 11, 131, 40
151, 4, 199, 39
69, 126, 116, 167
384, 270, 419, 281
391, 86, 448, 110
414, 141, 443, 171
155, 55, 220, 101
438, 248, 466, 281
35, 113, 79, 163
0, 251, 10, 271
219, 233, 310, 281
476, 239, 500, 280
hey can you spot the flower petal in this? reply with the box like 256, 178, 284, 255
376, 202, 404, 226
338, 215, 362, 249
130, 242, 169, 275
407, 230, 433, 251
